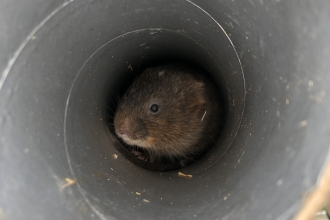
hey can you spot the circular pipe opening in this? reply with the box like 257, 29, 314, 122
1, 1, 330, 219
67, 27, 244, 171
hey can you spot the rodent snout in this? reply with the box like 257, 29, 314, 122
118, 127, 126, 135
114, 117, 130, 136
115, 124, 129, 136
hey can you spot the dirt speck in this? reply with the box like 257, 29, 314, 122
276, 110, 280, 117
178, 172, 193, 178
128, 65, 133, 71
308, 80, 314, 87
277, 179, 283, 186
299, 120, 308, 127
201, 111, 206, 121
60, 178, 76, 190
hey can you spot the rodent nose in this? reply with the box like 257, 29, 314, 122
118, 128, 126, 135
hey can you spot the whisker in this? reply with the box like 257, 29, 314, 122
170, 146, 195, 161
108, 86, 121, 105
145, 147, 154, 162
137, 56, 145, 76
114, 87, 121, 104
103, 100, 116, 115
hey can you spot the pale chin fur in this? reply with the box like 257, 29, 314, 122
116, 132, 147, 148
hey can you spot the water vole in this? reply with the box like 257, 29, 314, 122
114, 63, 223, 167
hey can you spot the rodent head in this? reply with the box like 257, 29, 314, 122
114, 65, 207, 158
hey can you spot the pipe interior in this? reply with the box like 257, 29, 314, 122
1, 1, 330, 219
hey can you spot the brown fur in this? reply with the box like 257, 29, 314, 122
114, 63, 223, 162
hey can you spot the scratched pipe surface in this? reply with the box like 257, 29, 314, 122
0, 0, 330, 220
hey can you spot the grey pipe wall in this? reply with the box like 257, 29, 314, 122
1, 0, 330, 219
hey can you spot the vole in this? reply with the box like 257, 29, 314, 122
113, 63, 223, 167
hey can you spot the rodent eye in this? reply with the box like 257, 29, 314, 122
150, 104, 159, 113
